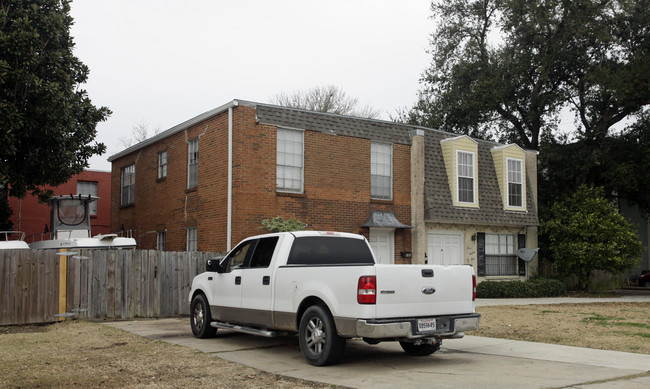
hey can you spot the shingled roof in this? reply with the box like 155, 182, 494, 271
255, 103, 539, 228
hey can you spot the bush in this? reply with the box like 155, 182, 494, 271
476, 278, 567, 298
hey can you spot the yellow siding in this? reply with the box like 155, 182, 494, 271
491, 145, 527, 211
440, 136, 479, 208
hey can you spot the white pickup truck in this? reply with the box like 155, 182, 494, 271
189, 231, 480, 365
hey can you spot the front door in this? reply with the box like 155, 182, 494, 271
369, 228, 394, 264
428, 231, 463, 265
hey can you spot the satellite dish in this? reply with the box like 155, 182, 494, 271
517, 248, 539, 262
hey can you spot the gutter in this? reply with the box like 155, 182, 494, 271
227, 102, 238, 251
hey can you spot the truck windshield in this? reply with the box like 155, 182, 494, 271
287, 237, 375, 265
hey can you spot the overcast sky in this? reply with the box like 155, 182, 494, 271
68, 0, 433, 171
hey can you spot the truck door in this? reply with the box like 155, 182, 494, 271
210, 239, 255, 322
239, 236, 279, 328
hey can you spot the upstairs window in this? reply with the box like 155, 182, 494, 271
371, 142, 392, 200
457, 151, 475, 203
158, 151, 168, 179
121, 164, 135, 206
507, 158, 523, 207
276, 129, 304, 193
188, 139, 198, 188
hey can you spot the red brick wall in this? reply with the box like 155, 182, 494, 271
9, 170, 112, 241
111, 104, 413, 262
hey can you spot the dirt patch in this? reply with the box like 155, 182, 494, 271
0, 320, 336, 388
472, 302, 650, 354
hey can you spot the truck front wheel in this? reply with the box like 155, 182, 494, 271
399, 340, 441, 356
298, 305, 346, 366
190, 293, 217, 338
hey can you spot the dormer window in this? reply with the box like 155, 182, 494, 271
507, 158, 523, 207
457, 151, 475, 203
440, 135, 479, 208
491, 144, 528, 211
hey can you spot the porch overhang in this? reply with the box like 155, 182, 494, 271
361, 211, 411, 229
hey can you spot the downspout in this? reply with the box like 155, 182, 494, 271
227, 102, 237, 251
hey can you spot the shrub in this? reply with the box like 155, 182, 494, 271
476, 278, 567, 298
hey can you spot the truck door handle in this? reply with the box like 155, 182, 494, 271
422, 269, 434, 277
262, 276, 270, 285
235, 276, 241, 285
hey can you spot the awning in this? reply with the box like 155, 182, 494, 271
361, 211, 411, 229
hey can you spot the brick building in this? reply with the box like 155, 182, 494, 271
108, 100, 539, 281
9, 170, 112, 242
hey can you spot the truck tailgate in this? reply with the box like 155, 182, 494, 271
373, 264, 475, 319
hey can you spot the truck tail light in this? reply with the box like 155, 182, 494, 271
357, 276, 376, 304
472, 275, 477, 301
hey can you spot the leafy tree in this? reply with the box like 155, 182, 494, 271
402, 0, 650, 151
260, 216, 305, 233
0, 0, 109, 229
542, 186, 643, 291
271, 85, 381, 119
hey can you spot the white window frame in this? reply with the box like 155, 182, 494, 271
186, 227, 197, 251
457, 150, 476, 204
187, 139, 198, 189
157, 230, 166, 251
77, 181, 98, 216
276, 128, 304, 193
158, 151, 168, 179
507, 158, 524, 208
485, 233, 517, 276
120, 164, 135, 206
371, 142, 393, 200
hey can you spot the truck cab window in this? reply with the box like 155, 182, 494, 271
249, 237, 279, 268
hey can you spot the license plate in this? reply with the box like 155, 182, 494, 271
417, 318, 437, 333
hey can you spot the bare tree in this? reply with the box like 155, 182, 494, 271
118, 120, 161, 148
270, 85, 382, 119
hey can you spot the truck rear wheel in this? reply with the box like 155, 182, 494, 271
399, 340, 440, 356
190, 293, 217, 338
299, 305, 346, 366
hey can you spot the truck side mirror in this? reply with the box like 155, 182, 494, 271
206, 257, 223, 272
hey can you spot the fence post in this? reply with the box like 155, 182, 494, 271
58, 249, 67, 321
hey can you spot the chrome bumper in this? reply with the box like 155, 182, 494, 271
355, 313, 480, 339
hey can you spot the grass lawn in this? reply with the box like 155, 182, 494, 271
1, 302, 648, 388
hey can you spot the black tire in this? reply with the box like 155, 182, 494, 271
641, 280, 650, 288
298, 305, 346, 366
190, 293, 217, 338
399, 340, 440, 356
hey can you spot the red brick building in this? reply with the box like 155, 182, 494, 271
9, 170, 112, 242
108, 100, 540, 280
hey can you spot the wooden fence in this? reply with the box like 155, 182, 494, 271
0, 249, 223, 326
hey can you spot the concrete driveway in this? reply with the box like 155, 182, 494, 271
105, 297, 650, 389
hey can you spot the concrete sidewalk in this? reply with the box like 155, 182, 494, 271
105, 297, 650, 389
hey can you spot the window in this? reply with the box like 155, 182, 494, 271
157, 231, 166, 251
249, 237, 279, 268
121, 164, 135, 206
485, 234, 517, 276
457, 151, 475, 203
276, 129, 303, 193
186, 227, 197, 251
287, 237, 375, 265
158, 151, 167, 179
507, 158, 523, 207
371, 142, 392, 200
188, 139, 198, 188
77, 181, 98, 216
223, 240, 253, 272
